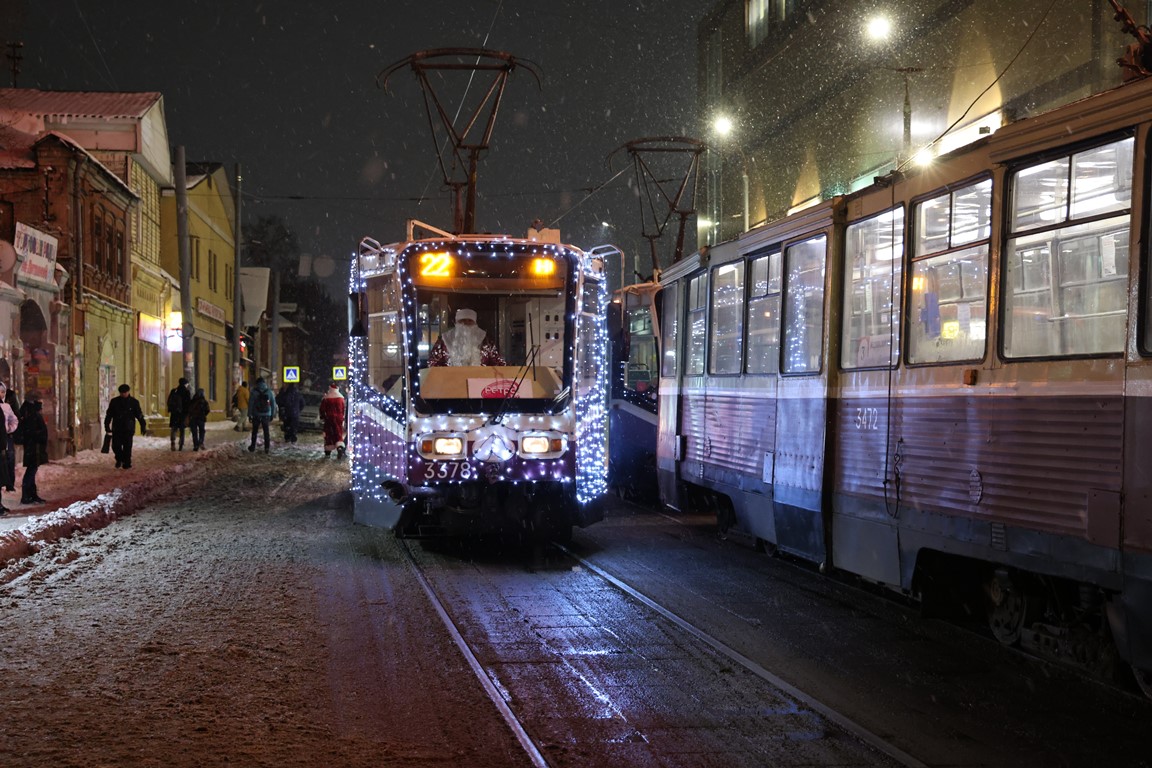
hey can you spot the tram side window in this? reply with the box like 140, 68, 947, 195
782, 235, 826, 374
577, 278, 604, 392
746, 251, 781, 374
625, 306, 658, 391
1004, 137, 1132, 358
367, 274, 405, 397
686, 273, 708, 375
841, 208, 904, 369
909, 179, 991, 364
709, 262, 745, 374
660, 285, 680, 378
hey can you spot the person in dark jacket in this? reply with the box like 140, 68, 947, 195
0, 382, 17, 492
188, 387, 210, 451
104, 384, 148, 469
167, 377, 191, 451
18, 391, 47, 504
247, 377, 277, 453
276, 383, 305, 444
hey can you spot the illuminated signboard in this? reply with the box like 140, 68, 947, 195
332, 366, 347, 381
283, 366, 300, 383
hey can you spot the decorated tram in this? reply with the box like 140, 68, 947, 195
347, 220, 609, 541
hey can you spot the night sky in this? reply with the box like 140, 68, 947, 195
0, 0, 705, 294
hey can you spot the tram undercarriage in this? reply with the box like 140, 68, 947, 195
392, 480, 599, 542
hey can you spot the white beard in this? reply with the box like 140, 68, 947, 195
444, 324, 487, 366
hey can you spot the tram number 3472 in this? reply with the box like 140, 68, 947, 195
854, 407, 881, 431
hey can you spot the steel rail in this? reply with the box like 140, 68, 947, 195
399, 539, 551, 768
556, 544, 929, 768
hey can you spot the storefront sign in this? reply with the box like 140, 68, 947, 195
14, 222, 59, 287
196, 297, 225, 323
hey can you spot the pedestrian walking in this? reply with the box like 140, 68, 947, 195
104, 384, 148, 469
232, 380, 250, 432
17, 391, 47, 505
167, 377, 191, 451
276, 382, 304, 444
0, 381, 18, 493
247, 377, 277, 453
188, 387, 210, 451
319, 382, 346, 458
0, 386, 17, 513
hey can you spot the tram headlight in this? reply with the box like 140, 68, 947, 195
433, 437, 464, 455
518, 432, 566, 458
522, 436, 551, 454
417, 434, 466, 459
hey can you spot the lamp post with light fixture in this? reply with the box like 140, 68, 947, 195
711, 115, 750, 241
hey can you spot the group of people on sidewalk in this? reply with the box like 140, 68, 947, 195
0, 382, 49, 514
231, 378, 346, 458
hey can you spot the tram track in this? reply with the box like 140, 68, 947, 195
399, 536, 924, 768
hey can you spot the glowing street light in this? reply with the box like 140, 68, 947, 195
711, 116, 749, 235
866, 15, 892, 41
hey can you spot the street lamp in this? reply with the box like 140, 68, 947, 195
711, 116, 749, 237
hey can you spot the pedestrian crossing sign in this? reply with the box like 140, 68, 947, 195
332, 366, 347, 381
283, 366, 300, 383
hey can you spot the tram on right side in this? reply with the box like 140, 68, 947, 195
657, 76, 1152, 696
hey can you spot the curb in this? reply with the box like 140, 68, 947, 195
0, 447, 228, 568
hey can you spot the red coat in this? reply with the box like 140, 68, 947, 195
318, 390, 346, 448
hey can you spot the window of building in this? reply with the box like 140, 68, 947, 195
1004, 136, 1132, 358
686, 273, 708, 375
660, 284, 680, 378
782, 235, 826, 374
908, 178, 991, 364
709, 261, 745, 374
842, 208, 904, 369
746, 250, 781, 374
92, 210, 105, 271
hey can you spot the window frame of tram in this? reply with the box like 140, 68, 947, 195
1003, 135, 1133, 360
907, 176, 993, 366
708, 260, 746, 375
660, 284, 680, 379
781, 234, 827, 375
685, 273, 708, 376
745, 248, 782, 375
841, 208, 905, 371
367, 273, 405, 399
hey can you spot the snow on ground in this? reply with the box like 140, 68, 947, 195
0, 420, 327, 564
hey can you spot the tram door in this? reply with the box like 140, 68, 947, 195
770, 234, 831, 563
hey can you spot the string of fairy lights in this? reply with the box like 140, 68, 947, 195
346, 235, 609, 516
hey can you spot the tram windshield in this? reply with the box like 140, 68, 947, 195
406, 247, 572, 406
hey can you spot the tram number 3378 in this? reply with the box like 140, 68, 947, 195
854, 407, 881, 431
424, 461, 476, 480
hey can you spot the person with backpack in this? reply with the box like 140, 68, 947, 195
166, 377, 191, 451
247, 377, 277, 453
276, 382, 305, 445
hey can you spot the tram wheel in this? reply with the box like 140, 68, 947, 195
987, 580, 1028, 646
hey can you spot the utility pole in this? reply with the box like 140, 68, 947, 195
232, 163, 243, 386
175, 146, 195, 385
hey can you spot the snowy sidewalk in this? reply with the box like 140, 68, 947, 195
0, 420, 324, 564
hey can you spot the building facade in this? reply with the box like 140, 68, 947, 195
697, 0, 1144, 247
160, 162, 237, 421
0, 126, 136, 457
0, 89, 175, 449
